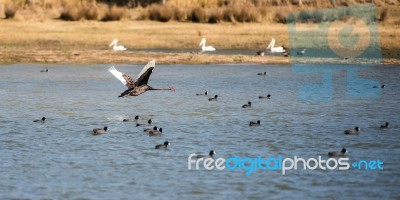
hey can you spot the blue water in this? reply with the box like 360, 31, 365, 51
0, 64, 399, 199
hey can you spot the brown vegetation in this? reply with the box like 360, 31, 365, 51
59, 5, 84, 21
4, 2, 17, 19
148, 4, 173, 22
101, 5, 126, 21
0, 0, 398, 24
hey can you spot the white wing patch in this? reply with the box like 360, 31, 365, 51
136, 60, 155, 80
108, 66, 127, 85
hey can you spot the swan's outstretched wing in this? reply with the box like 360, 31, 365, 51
135, 60, 155, 86
108, 66, 135, 89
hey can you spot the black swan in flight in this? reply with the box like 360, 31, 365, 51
109, 60, 175, 97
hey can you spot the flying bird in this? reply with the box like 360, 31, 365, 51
108, 60, 175, 97
109, 38, 127, 51
199, 38, 216, 52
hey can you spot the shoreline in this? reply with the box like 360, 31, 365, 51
0, 50, 399, 65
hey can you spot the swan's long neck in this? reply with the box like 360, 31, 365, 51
149, 86, 175, 91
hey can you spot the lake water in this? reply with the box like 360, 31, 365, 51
0, 63, 399, 199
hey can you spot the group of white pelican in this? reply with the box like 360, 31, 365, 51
109, 37, 216, 53
109, 37, 299, 56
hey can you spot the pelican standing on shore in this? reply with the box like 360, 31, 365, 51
108, 60, 175, 97
109, 38, 127, 51
199, 38, 216, 52
266, 38, 286, 53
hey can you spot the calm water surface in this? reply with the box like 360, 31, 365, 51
0, 64, 399, 199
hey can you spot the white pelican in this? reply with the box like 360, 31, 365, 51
108, 60, 175, 97
109, 38, 127, 51
199, 38, 216, 52
266, 38, 286, 53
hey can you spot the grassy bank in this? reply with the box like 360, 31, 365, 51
0, 20, 399, 64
